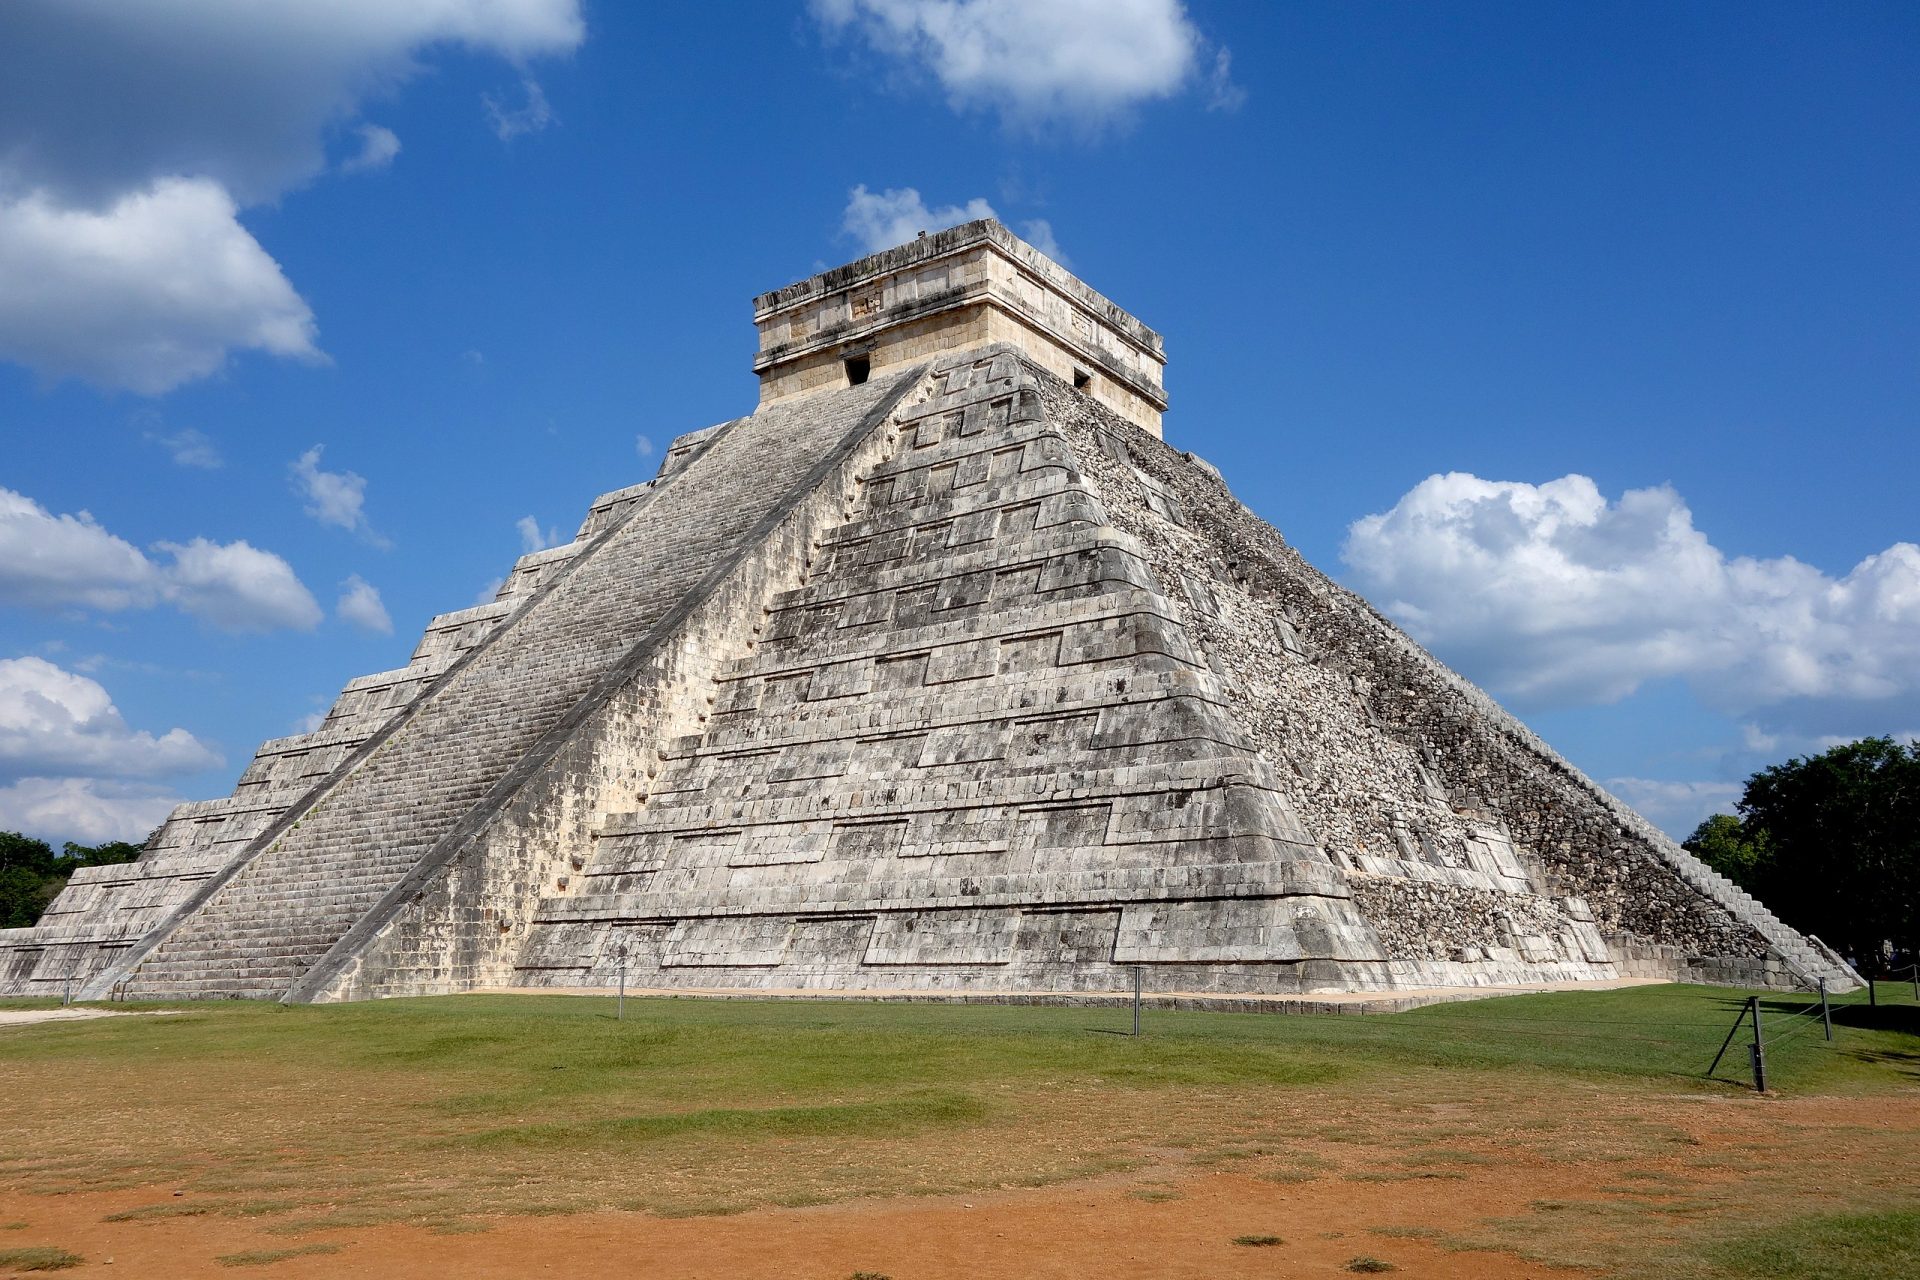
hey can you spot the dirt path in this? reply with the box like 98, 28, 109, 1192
0, 1009, 174, 1029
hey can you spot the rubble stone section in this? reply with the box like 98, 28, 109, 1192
1031, 372, 1854, 992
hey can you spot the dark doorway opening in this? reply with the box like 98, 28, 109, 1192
845, 355, 871, 386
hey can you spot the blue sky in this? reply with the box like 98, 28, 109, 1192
1, 1, 1915, 844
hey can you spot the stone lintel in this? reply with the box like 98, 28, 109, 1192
752, 219, 1168, 436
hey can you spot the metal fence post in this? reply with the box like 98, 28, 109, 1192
1131, 965, 1142, 1038
1749, 995, 1767, 1093
617, 943, 628, 1022
1819, 977, 1832, 1041
1708, 1000, 1749, 1078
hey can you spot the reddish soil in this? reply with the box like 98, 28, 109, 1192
5, 1091, 1914, 1277
7, 1158, 1591, 1279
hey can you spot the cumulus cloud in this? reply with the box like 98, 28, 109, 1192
341, 123, 401, 173
516, 516, 564, 554
0, 777, 183, 846
335, 574, 392, 634
0, 656, 220, 782
1017, 218, 1066, 264
0, 1, 585, 206
155, 538, 325, 632
811, 0, 1212, 128
0, 655, 221, 842
0, 1, 583, 392
843, 184, 997, 253
1603, 777, 1745, 840
0, 487, 157, 612
839, 185, 1067, 259
290, 445, 386, 545
145, 426, 223, 469
1342, 473, 1920, 735
0, 178, 322, 394
0, 485, 322, 632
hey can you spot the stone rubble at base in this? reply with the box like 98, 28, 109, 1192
0, 221, 1857, 1004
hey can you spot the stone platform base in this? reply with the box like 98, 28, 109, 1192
469, 976, 1672, 1017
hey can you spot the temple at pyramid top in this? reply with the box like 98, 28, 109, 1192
753, 219, 1169, 436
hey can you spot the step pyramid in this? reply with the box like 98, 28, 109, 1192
0, 220, 1857, 1003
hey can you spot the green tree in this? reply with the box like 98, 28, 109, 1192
1726, 737, 1919, 966
0, 832, 145, 929
63, 840, 142, 869
0, 831, 57, 877
1683, 813, 1770, 889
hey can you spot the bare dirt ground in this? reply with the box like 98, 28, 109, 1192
0, 1010, 172, 1029
4, 1091, 1913, 1279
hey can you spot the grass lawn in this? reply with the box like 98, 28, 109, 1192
1, 982, 1915, 1276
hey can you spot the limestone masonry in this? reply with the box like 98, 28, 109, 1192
0, 221, 1858, 1004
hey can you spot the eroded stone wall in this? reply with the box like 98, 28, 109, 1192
1035, 368, 1838, 990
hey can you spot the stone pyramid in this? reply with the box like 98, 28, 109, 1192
1, 221, 1855, 1004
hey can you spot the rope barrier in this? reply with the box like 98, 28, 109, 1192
1766, 1014, 1832, 1049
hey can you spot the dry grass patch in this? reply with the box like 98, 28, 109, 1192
215, 1243, 342, 1267
0, 1248, 82, 1272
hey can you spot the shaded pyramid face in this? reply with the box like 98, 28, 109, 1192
0, 222, 1854, 1003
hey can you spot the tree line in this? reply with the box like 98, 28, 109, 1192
1685, 736, 1918, 972
0, 832, 143, 929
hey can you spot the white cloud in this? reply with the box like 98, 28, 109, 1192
145, 427, 223, 469
0, 657, 219, 783
1204, 47, 1246, 113
1603, 777, 1744, 840
516, 516, 564, 554
0, 1, 583, 392
0, 777, 183, 846
341, 123, 401, 173
335, 574, 392, 634
0, 1, 585, 206
811, 0, 1209, 128
484, 77, 556, 141
1342, 472, 1920, 735
1017, 218, 1066, 264
0, 485, 322, 632
0, 487, 158, 612
290, 445, 386, 545
0, 178, 322, 394
634, 434, 655, 459
843, 184, 997, 253
155, 538, 325, 632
